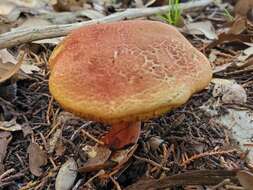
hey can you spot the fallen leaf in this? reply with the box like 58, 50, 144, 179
147, 136, 164, 151
183, 21, 218, 40
111, 144, 137, 164
237, 170, 253, 190
48, 128, 62, 154
7, 0, 50, 9
101, 121, 141, 149
134, 0, 144, 8
78, 146, 112, 173
0, 131, 12, 174
206, 33, 252, 50
228, 16, 247, 35
27, 142, 47, 177
0, 50, 25, 84
0, 49, 16, 64
107, 144, 138, 175
20, 63, 40, 74
237, 44, 253, 64
13, 17, 52, 31
0, 2, 16, 17
0, 119, 22, 132
55, 158, 77, 190
234, 0, 253, 17
0, 132, 12, 163
202, 104, 253, 162
212, 78, 247, 104
53, 0, 86, 11
0, 0, 53, 22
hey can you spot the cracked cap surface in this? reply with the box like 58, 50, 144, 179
49, 20, 212, 124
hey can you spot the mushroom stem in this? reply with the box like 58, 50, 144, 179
101, 121, 141, 150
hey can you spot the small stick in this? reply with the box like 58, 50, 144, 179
0, 0, 213, 49
1, 173, 24, 182
181, 149, 237, 167
224, 185, 244, 190
134, 155, 170, 171
70, 121, 93, 141
211, 179, 231, 190
46, 97, 54, 125
81, 129, 104, 145
49, 157, 58, 171
0, 169, 15, 181
46, 121, 60, 139
83, 170, 105, 187
110, 176, 122, 190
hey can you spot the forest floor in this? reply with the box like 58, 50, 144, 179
0, 0, 253, 189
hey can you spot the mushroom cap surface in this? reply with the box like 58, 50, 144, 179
49, 20, 212, 124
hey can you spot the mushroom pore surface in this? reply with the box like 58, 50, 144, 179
49, 20, 212, 124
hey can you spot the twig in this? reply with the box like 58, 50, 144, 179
134, 155, 170, 171
46, 97, 54, 125
70, 121, 93, 141
0, 0, 213, 49
1, 173, 24, 182
0, 169, 15, 181
83, 170, 105, 187
81, 129, 104, 145
46, 121, 60, 138
224, 185, 244, 190
180, 149, 237, 167
110, 176, 122, 190
125, 170, 238, 190
211, 179, 231, 190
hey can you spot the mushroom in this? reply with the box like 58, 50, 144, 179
48, 20, 212, 150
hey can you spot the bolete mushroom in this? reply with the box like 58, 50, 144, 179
48, 20, 212, 149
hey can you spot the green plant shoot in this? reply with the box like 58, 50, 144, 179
160, 0, 182, 26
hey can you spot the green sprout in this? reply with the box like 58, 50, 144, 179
223, 8, 234, 22
160, 0, 182, 26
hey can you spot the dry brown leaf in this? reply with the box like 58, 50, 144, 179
78, 146, 112, 173
27, 142, 48, 177
228, 16, 247, 35
55, 158, 77, 190
0, 50, 24, 84
237, 170, 253, 190
234, 0, 253, 17
206, 33, 252, 50
111, 144, 137, 165
53, 0, 86, 11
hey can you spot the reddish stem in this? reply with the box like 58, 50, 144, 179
101, 121, 141, 150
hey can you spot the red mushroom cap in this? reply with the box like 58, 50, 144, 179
49, 20, 212, 124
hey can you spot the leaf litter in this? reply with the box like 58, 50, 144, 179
0, 0, 253, 189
